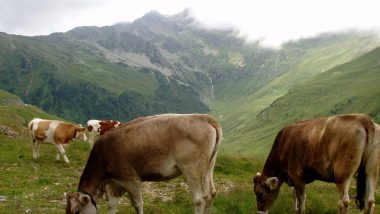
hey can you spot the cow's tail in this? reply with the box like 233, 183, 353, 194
356, 116, 376, 210
28, 119, 36, 142
207, 116, 222, 164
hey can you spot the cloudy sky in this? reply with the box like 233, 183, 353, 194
1, 0, 380, 46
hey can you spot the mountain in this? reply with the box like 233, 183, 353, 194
66, 11, 288, 104
0, 13, 210, 123
259, 45, 380, 129
214, 33, 380, 156
0, 10, 380, 156
0, 10, 288, 123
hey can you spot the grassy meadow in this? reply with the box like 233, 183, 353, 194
0, 134, 376, 213
0, 89, 378, 213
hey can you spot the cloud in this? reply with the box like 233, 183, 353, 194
187, 0, 380, 46
1, 0, 380, 46
0, 0, 106, 35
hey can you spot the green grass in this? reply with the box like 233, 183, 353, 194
0, 135, 375, 213
68, 52, 158, 96
0, 82, 377, 214
0, 136, 90, 213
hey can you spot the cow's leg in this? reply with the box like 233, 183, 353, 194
108, 195, 120, 214
102, 182, 122, 214
55, 144, 69, 163
336, 180, 350, 214
364, 170, 377, 214
363, 154, 379, 214
293, 185, 306, 214
55, 146, 60, 161
204, 153, 217, 214
335, 145, 364, 214
124, 179, 143, 214
32, 140, 39, 159
55, 152, 60, 161
292, 187, 299, 213
56, 144, 69, 160
88, 132, 94, 148
181, 164, 207, 214
36, 142, 41, 158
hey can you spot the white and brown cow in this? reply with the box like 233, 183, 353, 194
86, 119, 122, 147
66, 113, 222, 214
28, 118, 88, 164
253, 114, 380, 214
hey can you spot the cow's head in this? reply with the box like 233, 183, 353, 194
75, 126, 88, 142
65, 192, 96, 214
253, 172, 280, 213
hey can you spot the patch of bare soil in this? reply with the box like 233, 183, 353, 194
141, 179, 235, 203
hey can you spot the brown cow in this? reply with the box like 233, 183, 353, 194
65, 113, 222, 214
86, 119, 122, 147
28, 118, 88, 164
253, 114, 380, 214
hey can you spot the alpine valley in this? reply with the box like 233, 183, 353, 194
1, 10, 380, 155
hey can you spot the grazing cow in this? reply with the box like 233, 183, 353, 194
253, 114, 380, 214
86, 119, 122, 147
65, 113, 222, 214
28, 118, 88, 164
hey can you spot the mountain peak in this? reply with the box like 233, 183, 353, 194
169, 8, 194, 23
176, 8, 191, 18
142, 10, 164, 19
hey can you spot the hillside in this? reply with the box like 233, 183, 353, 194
211, 32, 380, 156
261, 44, 380, 123
221, 43, 380, 156
0, 30, 208, 123
0, 89, 60, 138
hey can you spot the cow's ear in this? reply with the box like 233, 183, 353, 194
79, 194, 91, 205
265, 177, 279, 190
65, 192, 75, 200
253, 172, 261, 183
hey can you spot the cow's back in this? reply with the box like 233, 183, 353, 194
90, 114, 219, 181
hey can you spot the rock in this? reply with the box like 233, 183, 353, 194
0, 125, 19, 138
